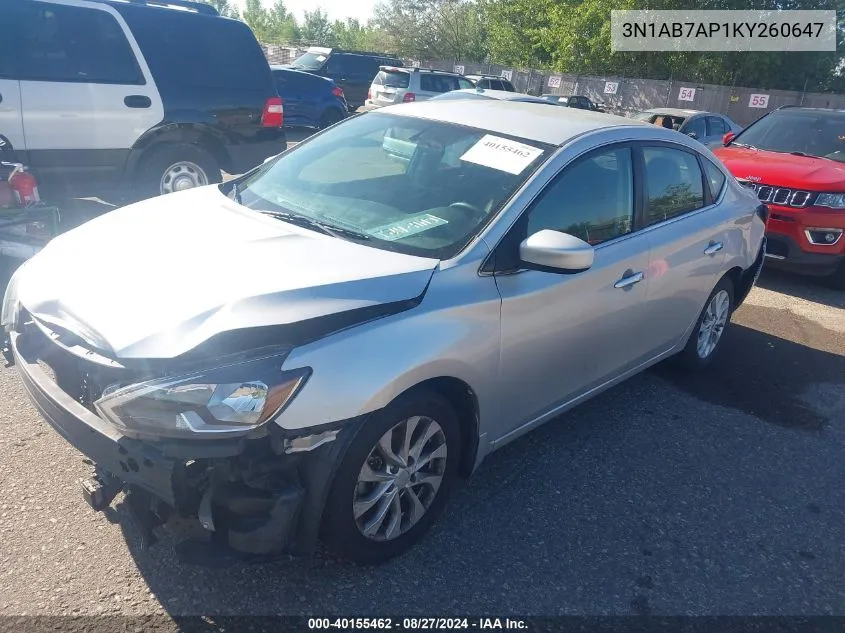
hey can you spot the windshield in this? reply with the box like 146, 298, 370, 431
235, 113, 551, 259
290, 51, 327, 71
732, 110, 845, 162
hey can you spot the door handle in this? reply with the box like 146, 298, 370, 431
124, 95, 151, 108
614, 271, 644, 289
704, 241, 724, 256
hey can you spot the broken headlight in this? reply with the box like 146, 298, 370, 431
94, 353, 310, 439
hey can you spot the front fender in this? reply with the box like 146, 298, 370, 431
276, 269, 502, 434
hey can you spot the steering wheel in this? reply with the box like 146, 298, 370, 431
448, 201, 483, 222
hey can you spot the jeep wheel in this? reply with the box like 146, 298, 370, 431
137, 144, 221, 200
322, 389, 460, 565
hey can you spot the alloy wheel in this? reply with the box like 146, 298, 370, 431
353, 416, 447, 541
696, 289, 731, 359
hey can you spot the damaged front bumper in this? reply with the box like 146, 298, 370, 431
9, 327, 360, 558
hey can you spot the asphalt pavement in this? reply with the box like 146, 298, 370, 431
0, 268, 842, 616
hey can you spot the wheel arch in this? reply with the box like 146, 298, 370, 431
127, 123, 232, 178
395, 377, 480, 479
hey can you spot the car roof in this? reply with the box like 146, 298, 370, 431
379, 65, 463, 76
373, 99, 651, 146
445, 88, 548, 103
643, 108, 703, 117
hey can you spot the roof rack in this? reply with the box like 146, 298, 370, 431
102, 0, 219, 15
379, 65, 461, 75
334, 49, 401, 58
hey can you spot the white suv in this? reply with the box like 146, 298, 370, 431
365, 66, 474, 108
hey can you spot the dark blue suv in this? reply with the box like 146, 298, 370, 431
271, 66, 348, 130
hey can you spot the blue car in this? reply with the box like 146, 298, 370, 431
270, 66, 348, 130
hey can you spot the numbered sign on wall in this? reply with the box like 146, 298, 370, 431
604, 81, 619, 95
454, 65, 464, 75
678, 87, 696, 101
501, 70, 513, 81
749, 94, 770, 108
548, 76, 561, 88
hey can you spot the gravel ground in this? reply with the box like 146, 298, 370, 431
0, 267, 842, 617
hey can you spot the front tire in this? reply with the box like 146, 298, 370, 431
676, 276, 735, 371
136, 143, 221, 200
322, 389, 461, 565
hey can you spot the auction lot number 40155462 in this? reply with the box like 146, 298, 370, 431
307, 618, 529, 630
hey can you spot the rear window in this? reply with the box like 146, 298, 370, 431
420, 74, 461, 93
121, 8, 272, 90
373, 70, 410, 89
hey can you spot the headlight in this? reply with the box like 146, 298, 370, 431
1, 260, 28, 329
815, 193, 845, 209
94, 354, 310, 439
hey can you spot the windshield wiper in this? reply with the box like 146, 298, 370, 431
731, 142, 758, 149
259, 210, 370, 241
789, 151, 820, 158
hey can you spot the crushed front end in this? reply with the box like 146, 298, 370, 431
5, 311, 358, 558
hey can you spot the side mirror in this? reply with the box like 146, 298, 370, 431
723, 132, 736, 146
519, 229, 594, 272
686, 131, 698, 139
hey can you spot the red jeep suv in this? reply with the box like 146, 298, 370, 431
714, 106, 845, 289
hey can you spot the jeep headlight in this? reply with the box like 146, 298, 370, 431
815, 193, 845, 209
94, 354, 310, 439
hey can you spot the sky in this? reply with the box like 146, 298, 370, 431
231, 0, 378, 23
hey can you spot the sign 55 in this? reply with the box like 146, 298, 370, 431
749, 94, 770, 108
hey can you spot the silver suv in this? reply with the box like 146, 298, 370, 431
366, 66, 474, 107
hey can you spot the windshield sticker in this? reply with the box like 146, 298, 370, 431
459, 135, 544, 175
370, 214, 448, 241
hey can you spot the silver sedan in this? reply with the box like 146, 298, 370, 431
4, 100, 766, 565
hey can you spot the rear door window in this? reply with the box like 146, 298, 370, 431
18, 2, 143, 84
501, 80, 515, 91
420, 74, 460, 93
122, 9, 270, 91
684, 117, 707, 138
642, 146, 706, 225
702, 158, 727, 200
707, 116, 728, 136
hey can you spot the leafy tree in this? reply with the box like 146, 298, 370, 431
241, 0, 270, 41
199, 0, 239, 18
267, 0, 301, 42
301, 8, 336, 45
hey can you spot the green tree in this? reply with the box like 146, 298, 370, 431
301, 8, 336, 45
266, 0, 301, 42
242, 0, 270, 41
200, 0, 239, 18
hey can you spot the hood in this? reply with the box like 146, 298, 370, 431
714, 146, 845, 191
16, 187, 439, 359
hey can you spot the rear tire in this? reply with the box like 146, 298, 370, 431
676, 276, 735, 371
322, 388, 461, 565
136, 143, 221, 200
